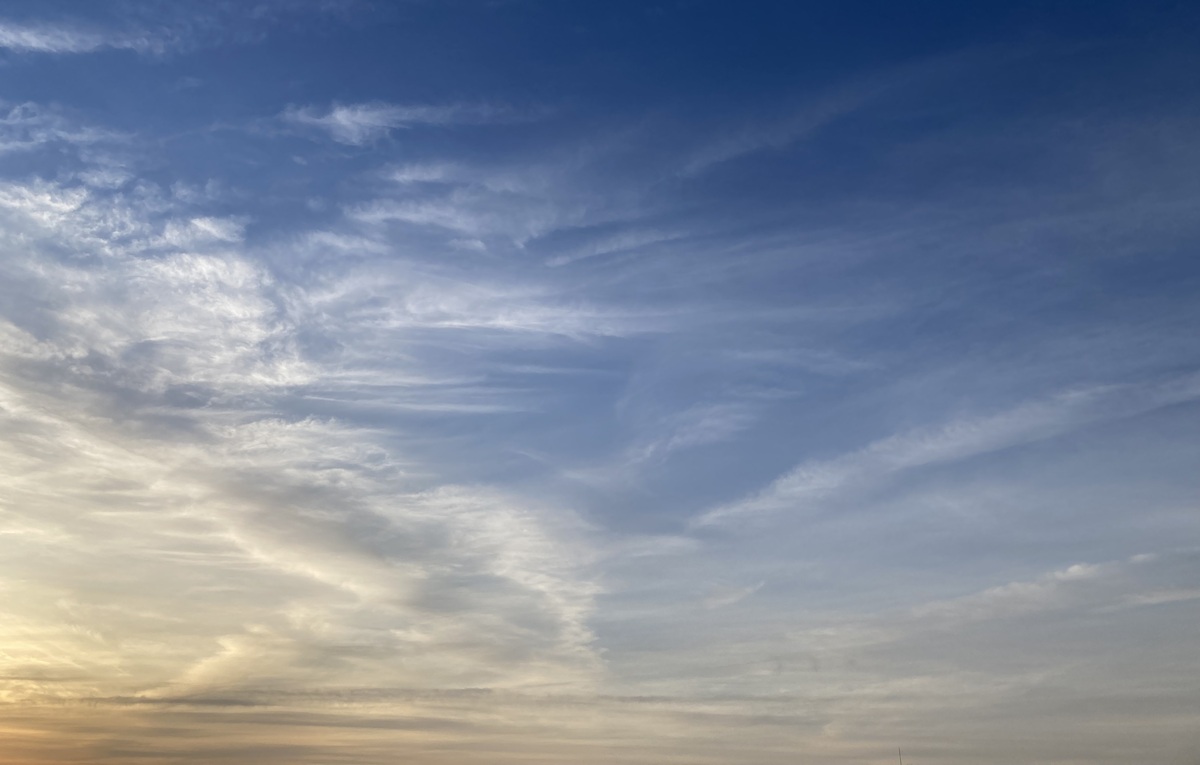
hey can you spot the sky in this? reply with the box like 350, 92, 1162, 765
0, 1, 1198, 763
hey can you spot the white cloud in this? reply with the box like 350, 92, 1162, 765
678, 49, 970, 177
386, 162, 460, 184
0, 172, 607, 710
566, 401, 762, 488
680, 89, 869, 177
702, 580, 764, 609
161, 216, 247, 247
0, 21, 128, 54
695, 377, 1200, 527
0, 3, 366, 57
545, 228, 685, 267
0, 20, 170, 55
909, 561, 1111, 625
0, 102, 122, 154
284, 102, 521, 145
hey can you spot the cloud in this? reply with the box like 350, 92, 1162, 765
284, 102, 524, 145
567, 401, 760, 489
0, 3, 370, 57
0, 102, 123, 153
676, 49, 963, 177
0, 170, 607, 714
544, 227, 686, 267
695, 376, 1200, 527
702, 580, 765, 609
0, 21, 150, 54
679, 89, 870, 177
908, 561, 1112, 625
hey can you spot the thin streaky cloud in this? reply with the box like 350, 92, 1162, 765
0, 3, 369, 56
284, 102, 532, 146
695, 375, 1200, 528
0, 21, 126, 53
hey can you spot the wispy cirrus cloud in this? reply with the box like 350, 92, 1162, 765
0, 2, 366, 56
284, 102, 529, 145
0, 102, 123, 154
694, 376, 1200, 528
0, 168, 605, 711
0, 20, 154, 54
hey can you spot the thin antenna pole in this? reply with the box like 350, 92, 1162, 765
898, 748, 903, 765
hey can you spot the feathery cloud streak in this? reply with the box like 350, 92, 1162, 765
285, 102, 532, 145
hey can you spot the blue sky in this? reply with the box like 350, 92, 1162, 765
0, 2, 1198, 763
